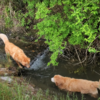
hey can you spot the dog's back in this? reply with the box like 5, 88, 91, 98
66, 78, 99, 93
5, 41, 24, 56
5, 41, 30, 67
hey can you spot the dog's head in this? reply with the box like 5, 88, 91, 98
51, 75, 65, 88
22, 57, 30, 68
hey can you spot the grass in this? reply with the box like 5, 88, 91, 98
0, 78, 100, 100
0, 79, 75, 100
0, 82, 13, 100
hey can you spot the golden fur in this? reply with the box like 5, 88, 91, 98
0, 33, 30, 68
51, 75, 100, 98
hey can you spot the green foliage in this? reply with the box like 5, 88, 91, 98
88, 47, 98, 53
1, 0, 100, 66
16, 0, 38, 29
34, 0, 99, 66
0, 80, 85, 100
1, 0, 38, 29
4, 6, 13, 28
0, 82, 12, 100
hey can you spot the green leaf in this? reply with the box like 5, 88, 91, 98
88, 47, 97, 53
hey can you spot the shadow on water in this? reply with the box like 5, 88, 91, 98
26, 47, 50, 71
0, 39, 100, 100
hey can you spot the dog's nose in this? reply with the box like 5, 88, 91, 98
26, 64, 30, 68
51, 78, 55, 82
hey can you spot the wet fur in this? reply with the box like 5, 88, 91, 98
51, 75, 100, 98
0, 34, 30, 68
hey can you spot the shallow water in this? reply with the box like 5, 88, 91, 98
0, 39, 100, 100
22, 52, 100, 100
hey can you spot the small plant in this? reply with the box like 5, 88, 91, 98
0, 82, 13, 100
4, 6, 13, 28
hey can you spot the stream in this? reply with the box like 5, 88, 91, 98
23, 53, 100, 100
0, 39, 100, 100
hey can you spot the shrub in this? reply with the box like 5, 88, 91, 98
34, 0, 100, 65
1, 0, 99, 66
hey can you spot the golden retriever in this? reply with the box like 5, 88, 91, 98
0, 33, 30, 68
51, 75, 100, 98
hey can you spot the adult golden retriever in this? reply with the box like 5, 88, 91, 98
0, 33, 30, 68
51, 75, 100, 98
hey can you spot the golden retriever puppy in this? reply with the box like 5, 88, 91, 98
51, 75, 100, 98
0, 34, 30, 68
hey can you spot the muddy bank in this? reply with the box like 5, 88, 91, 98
0, 76, 39, 99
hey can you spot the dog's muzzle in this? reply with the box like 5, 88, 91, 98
26, 64, 30, 68
51, 77, 55, 83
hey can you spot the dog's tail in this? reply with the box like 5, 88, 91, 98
0, 33, 9, 44
97, 79, 100, 89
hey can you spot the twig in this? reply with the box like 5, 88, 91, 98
74, 35, 100, 66
9, 2, 13, 18
93, 70, 100, 76
74, 46, 84, 67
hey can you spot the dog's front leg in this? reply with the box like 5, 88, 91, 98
6, 53, 12, 62
16, 61, 23, 68
90, 93, 98, 98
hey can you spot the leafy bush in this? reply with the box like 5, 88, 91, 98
34, 0, 100, 65
1, 0, 100, 66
